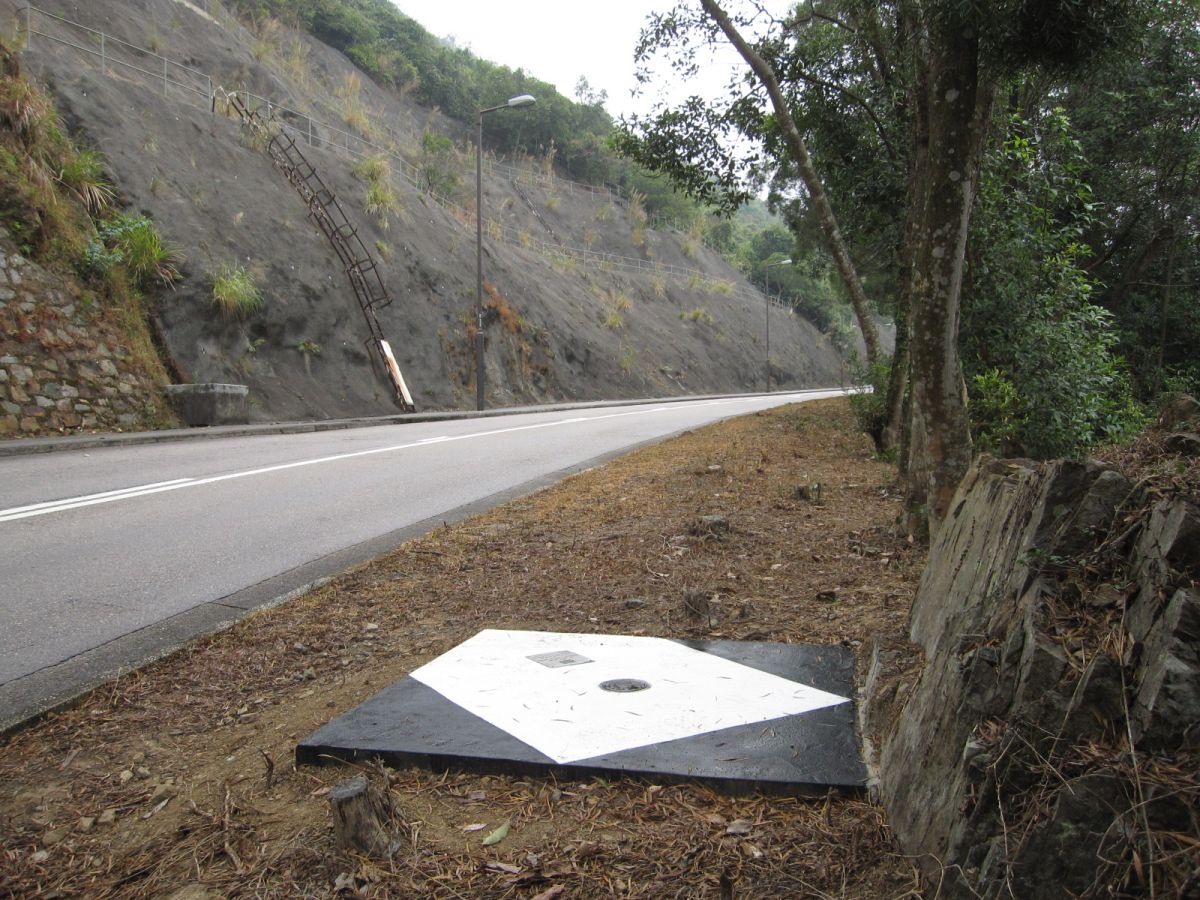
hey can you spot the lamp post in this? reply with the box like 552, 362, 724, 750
763, 258, 791, 392
476, 93, 536, 411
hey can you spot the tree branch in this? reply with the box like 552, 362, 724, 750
699, 0, 880, 365
788, 69, 899, 162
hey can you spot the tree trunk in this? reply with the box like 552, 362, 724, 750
699, 0, 881, 367
882, 52, 927, 456
880, 0, 921, 458
903, 23, 993, 535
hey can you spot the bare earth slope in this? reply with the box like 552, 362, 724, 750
5, 0, 852, 423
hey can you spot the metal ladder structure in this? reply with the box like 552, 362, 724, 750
510, 179, 561, 245
218, 90, 415, 412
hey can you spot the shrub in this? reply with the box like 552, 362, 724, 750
680, 307, 713, 324
58, 148, 114, 215
970, 368, 1026, 455
86, 214, 182, 287
364, 180, 398, 228
211, 264, 262, 318
417, 130, 459, 197
351, 153, 389, 184
336, 73, 369, 132
846, 358, 891, 453
620, 344, 635, 373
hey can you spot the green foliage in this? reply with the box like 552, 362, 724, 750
1065, 2, 1200, 401
847, 359, 892, 453
57, 147, 114, 215
224, 0, 614, 163
964, 109, 1147, 458
417, 130, 459, 196
351, 154, 400, 227
86, 214, 182, 287
350, 153, 388, 183
0, 53, 173, 395
969, 369, 1026, 456
680, 307, 713, 324
211, 264, 262, 318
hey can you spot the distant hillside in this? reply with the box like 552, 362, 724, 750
2, 0, 853, 424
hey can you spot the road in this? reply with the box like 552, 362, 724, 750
0, 391, 842, 728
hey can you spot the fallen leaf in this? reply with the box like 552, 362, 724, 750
531, 887, 566, 900
461, 823, 488, 832
482, 821, 510, 846
142, 797, 170, 819
725, 818, 753, 835
485, 861, 522, 874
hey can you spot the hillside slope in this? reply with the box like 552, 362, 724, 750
5, 0, 853, 423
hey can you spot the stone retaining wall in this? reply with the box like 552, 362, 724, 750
0, 228, 173, 437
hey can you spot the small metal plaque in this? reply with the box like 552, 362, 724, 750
527, 650, 593, 669
600, 678, 651, 693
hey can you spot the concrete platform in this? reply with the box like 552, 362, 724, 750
297, 630, 866, 794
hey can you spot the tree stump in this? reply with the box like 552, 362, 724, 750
329, 776, 395, 857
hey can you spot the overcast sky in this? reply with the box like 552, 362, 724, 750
390, 0, 790, 120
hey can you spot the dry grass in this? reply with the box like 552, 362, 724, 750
0, 400, 925, 898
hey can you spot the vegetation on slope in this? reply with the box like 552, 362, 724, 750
0, 42, 179, 402
223, 0, 845, 323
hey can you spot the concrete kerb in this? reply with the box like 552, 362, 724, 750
0, 389, 846, 457
0, 389, 849, 735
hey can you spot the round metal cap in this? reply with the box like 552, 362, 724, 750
599, 678, 651, 693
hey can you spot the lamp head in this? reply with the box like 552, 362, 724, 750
507, 94, 536, 108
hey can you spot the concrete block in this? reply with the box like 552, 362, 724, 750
164, 383, 249, 426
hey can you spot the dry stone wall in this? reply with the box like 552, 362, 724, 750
0, 227, 173, 438
865, 446, 1199, 898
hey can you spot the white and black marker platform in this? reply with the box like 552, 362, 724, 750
296, 630, 866, 794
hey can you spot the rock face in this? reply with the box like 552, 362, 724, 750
0, 229, 173, 437
866, 455, 1199, 898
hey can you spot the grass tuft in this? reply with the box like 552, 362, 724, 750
211, 264, 262, 318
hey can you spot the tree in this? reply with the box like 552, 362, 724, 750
1066, 0, 1200, 398
618, 0, 1142, 534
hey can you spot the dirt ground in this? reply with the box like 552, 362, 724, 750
0, 399, 927, 898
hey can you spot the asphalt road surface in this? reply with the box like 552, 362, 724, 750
0, 391, 842, 728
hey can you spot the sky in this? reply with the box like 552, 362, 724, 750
389, 0, 789, 120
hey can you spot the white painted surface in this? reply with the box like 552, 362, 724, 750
410, 629, 850, 764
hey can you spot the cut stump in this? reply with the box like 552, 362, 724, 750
329, 776, 395, 856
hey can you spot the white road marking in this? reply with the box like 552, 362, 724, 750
0, 394, 826, 523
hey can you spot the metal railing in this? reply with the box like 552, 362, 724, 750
17, 5, 800, 320
20, 5, 212, 106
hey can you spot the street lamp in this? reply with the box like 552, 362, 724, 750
763, 258, 791, 392
475, 93, 536, 411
